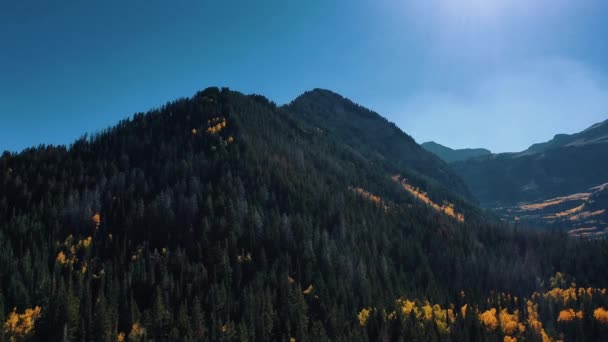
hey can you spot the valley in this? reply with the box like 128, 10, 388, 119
494, 183, 608, 237
425, 122, 608, 238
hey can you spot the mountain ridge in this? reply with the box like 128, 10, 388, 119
521, 118, 608, 155
422, 119, 608, 162
421, 141, 492, 163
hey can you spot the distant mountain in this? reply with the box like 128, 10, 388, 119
421, 141, 492, 163
452, 119, 608, 235
522, 119, 608, 155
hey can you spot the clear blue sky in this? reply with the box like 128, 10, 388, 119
1, 0, 607, 153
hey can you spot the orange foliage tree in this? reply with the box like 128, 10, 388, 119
358, 308, 372, 327
557, 308, 583, 322
92, 213, 101, 228
3, 306, 42, 339
499, 308, 524, 335
594, 307, 608, 324
479, 308, 498, 330
56, 251, 67, 265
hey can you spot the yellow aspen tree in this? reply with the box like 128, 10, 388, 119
479, 308, 498, 330
594, 307, 608, 324
3, 306, 42, 339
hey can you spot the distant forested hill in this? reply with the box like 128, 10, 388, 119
452, 119, 608, 206
421, 141, 491, 163
1, 87, 607, 341
451, 120, 608, 236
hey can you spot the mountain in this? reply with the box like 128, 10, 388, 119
1, 87, 608, 341
452, 119, 608, 206
452, 119, 608, 235
522, 119, 608, 155
286, 89, 473, 200
421, 141, 491, 163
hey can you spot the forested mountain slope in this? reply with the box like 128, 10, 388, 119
1, 87, 608, 341
286, 89, 473, 201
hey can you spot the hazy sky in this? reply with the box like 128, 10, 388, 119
1, 0, 607, 153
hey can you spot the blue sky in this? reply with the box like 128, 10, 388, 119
1, 0, 607, 153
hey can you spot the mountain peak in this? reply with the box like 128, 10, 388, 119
300, 88, 342, 97
290, 88, 354, 110
286, 91, 473, 199
308, 87, 339, 95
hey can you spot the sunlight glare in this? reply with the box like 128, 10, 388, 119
440, 0, 527, 22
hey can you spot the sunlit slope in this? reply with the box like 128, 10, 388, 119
494, 183, 608, 237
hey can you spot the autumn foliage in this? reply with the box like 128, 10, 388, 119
381, 298, 456, 334
92, 213, 101, 227
479, 308, 498, 330
392, 175, 465, 222
206, 117, 227, 134
357, 308, 372, 327
55, 234, 93, 272
594, 307, 608, 324
118, 322, 146, 341
557, 308, 583, 322
3, 306, 42, 339
56, 251, 67, 265
359, 283, 608, 341
352, 187, 383, 206
499, 308, 524, 335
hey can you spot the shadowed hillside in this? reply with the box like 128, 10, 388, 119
451, 120, 608, 236
286, 89, 474, 201
452, 119, 608, 207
